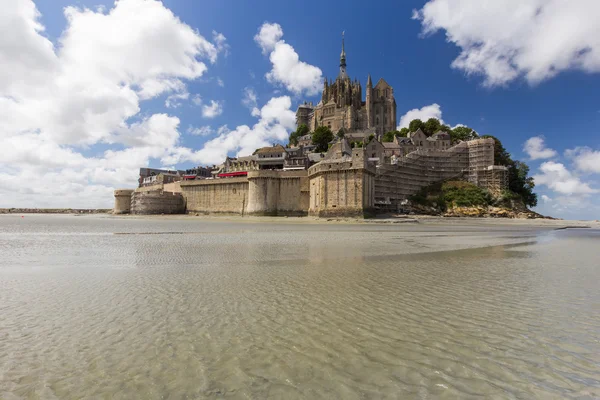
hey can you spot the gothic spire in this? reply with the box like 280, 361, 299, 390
367, 73, 372, 87
338, 31, 348, 79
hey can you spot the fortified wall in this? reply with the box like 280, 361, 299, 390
308, 147, 375, 218
180, 170, 309, 216
130, 191, 185, 215
114, 138, 507, 217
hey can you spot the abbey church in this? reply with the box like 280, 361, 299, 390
295, 36, 397, 138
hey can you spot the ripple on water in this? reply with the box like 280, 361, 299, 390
0, 216, 599, 399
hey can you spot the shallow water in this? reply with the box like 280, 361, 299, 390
1, 215, 599, 399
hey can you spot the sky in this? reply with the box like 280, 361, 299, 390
2, 0, 600, 220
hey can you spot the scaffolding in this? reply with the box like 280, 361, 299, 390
373, 138, 508, 212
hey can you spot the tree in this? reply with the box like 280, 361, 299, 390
423, 118, 441, 136
382, 130, 400, 142
337, 128, 345, 138
398, 127, 409, 137
367, 134, 375, 143
288, 124, 310, 146
451, 126, 478, 143
312, 126, 334, 152
408, 119, 425, 133
296, 124, 309, 136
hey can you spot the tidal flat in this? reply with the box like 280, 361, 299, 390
1, 214, 599, 399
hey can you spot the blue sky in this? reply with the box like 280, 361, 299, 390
2, 0, 600, 220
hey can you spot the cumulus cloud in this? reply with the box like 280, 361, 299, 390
541, 195, 552, 203
398, 103, 444, 129
0, 0, 226, 208
523, 136, 557, 160
415, 0, 600, 86
201, 100, 224, 118
533, 161, 598, 195
254, 22, 322, 95
565, 147, 600, 173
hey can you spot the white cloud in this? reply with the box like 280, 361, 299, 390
255, 22, 322, 96
254, 22, 283, 54
201, 100, 224, 118
187, 125, 213, 136
212, 31, 229, 57
242, 87, 260, 117
533, 161, 598, 195
541, 194, 552, 203
398, 103, 444, 129
165, 91, 189, 108
565, 147, 600, 173
191, 94, 202, 106
415, 0, 600, 87
0, 0, 227, 208
523, 136, 557, 160
216, 77, 225, 87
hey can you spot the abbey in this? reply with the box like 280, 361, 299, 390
295, 36, 397, 138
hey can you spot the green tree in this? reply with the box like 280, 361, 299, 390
481, 135, 538, 207
367, 134, 375, 143
382, 130, 399, 142
424, 118, 441, 136
337, 128, 345, 138
312, 126, 334, 152
288, 124, 310, 146
398, 127, 410, 137
408, 119, 425, 133
451, 126, 478, 143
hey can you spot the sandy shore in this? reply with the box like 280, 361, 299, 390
98, 212, 600, 229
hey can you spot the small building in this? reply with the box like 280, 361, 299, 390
138, 168, 184, 187
256, 144, 288, 170
297, 134, 313, 147
382, 142, 402, 157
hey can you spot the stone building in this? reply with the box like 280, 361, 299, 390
296, 36, 397, 138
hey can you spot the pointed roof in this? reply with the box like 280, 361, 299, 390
367, 74, 372, 87
374, 78, 391, 88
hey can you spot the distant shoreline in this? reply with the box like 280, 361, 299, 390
3, 210, 598, 229
0, 208, 112, 214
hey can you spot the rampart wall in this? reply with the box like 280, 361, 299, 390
130, 191, 185, 215
246, 170, 308, 216
113, 189, 134, 214
180, 171, 309, 216
181, 177, 249, 214
308, 150, 376, 217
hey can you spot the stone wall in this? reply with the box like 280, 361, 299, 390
181, 178, 249, 215
113, 189, 134, 214
246, 170, 308, 216
130, 191, 185, 215
181, 171, 309, 216
307, 148, 376, 218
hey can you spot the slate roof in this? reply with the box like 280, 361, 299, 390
256, 144, 287, 154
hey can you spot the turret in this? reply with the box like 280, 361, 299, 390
366, 74, 373, 129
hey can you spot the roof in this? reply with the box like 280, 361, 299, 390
430, 131, 451, 140
299, 134, 312, 141
234, 155, 257, 162
308, 153, 325, 162
382, 142, 401, 148
397, 138, 414, 145
256, 144, 287, 154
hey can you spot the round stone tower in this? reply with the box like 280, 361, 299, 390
113, 189, 134, 214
